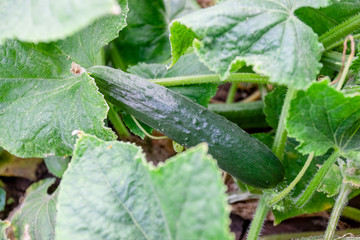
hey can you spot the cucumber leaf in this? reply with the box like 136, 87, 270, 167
287, 80, 360, 159
10, 178, 58, 240
0, 0, 120, 43
56, 134, 232, 240
115, 0, 200, 66
264, 86, 287, 129
55, 0, 128, 68
0, 41, 115, 158
170, 0, 331, 89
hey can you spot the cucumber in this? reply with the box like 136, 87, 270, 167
89, 66, 284, 188
208, 101, 269, 130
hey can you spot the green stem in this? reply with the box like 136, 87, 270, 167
320, 14, 360, 50
150, 73, 269, 87
95, 48, 106, 66
342, 206, 360, 222
336, 36, 355, 91
321, 51, 348, 72
110, 42, 127, 70
107, 104, 130, 138
272, 87, 297, 160
226, 83, 238, 104
296, 150, 340, 207
247, 194, 269, 240
268, 152, 314, 206
324, 183, 352, 240
247, 88, 297, 240
326, 33, 360, 50
130, 115, 168, 140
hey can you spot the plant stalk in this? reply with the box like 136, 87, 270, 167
272, 87, 297, 160
326, 33, 360, 50
226, 83, 238, 104
247, 87, 296, 240
110, 42, 127, 70
130, 115, 168, 140
269, 152, 314, 206
296, 150, 340, 207
342, 206, 360, 222
107, 104, 130, 138
151, 73, 270, 86
336, 36, 355, 91
247, 194, 269, 240
324, 183, 352, 240
320, 14, 360, 50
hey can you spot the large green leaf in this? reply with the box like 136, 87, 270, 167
10, 178, 58, 240
0, 0, 120, 43
115, 0, 199, 66
56, 134, 232, 240
0, 41, 115, 157
55, 0, 128, 68
169, 0, 331, 89
287, 80, 360, 159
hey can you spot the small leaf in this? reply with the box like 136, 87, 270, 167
287, 80, 360, 159
170, 0, 330, 89
0, 0, 120, 42
56, 134, 232, 240
317, 164, 342, 197
10, 178, 58, 240
264, 86, 287, 129
44, 156, 70, 178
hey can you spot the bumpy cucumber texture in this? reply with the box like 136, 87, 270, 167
89, 66, 284, 188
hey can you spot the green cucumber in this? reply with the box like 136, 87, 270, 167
89, 66, 284, 188
208, 101, 269, 130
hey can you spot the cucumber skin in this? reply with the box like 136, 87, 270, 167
89, 66, 284, 188
208, 101, 269, 130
